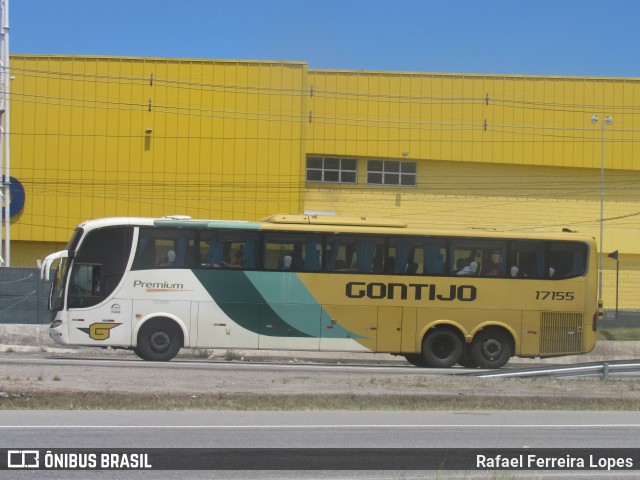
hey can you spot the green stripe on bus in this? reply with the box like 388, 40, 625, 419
192, 270, 315, 338
154, 220, 262, 230
245, 272, 353, 338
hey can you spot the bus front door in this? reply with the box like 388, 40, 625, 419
67, 299, 133, 347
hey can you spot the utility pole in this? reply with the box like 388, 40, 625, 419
590, 114, 613, 320
0, 0, 9, 266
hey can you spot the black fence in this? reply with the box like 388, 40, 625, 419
0, 267, 53, 324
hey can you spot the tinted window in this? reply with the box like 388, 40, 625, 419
389, 237, 447, 275
451, 239, 507, 277
132, 228, 197, 270
549, 242, 588, 279
196, 230, 258, 270
326, 235, 385, 273
263, 233, 322, 271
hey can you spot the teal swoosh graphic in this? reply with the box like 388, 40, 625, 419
245, 272, 353, 338
192, 270, 315, 338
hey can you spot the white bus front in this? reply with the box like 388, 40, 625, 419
41, 224, 136, 347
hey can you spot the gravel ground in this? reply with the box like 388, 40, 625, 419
1, 347, 640, 403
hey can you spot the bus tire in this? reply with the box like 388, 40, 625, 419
421, 328, 463, 368
132, 346, 144, 360
470, 329, 512, 369
457, 347, 478, 368
137, 319, 182, 362
404, 354, 428, 367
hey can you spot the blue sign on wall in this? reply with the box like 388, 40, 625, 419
1, 176, 26, 219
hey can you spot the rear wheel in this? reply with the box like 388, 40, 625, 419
421, 329, 463, 368
137, 320, 182, 362
457, 347, 478, 368
470, 329, 512, 369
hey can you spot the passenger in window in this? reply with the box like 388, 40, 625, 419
510, 266, 519, 277
405, 262, 419, 275
281, 254, 292, 270
549, 267, 555, 278
157, 250, 176, 267
457, 261, 478, 275
223, 248, 244, 269
485, 261, 501, 276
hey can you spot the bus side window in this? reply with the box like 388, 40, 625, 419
133, 234, 156, 270
424, 239, 446, 275
509, 241, 545, 279
326, 235, 383, 273
450, 239, 506, 277
218, 233, 258, 269
198, 231, 222, 268
263, 234, 321, 271
302, 238, 322, 271
549, 242, 587, 278
133, 228, 196, 270
390, 240, 412, 274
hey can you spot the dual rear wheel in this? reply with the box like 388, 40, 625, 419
405, 327, 513, 369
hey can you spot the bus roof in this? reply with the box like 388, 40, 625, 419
73, 215, 596, 244
262, 214, 408, 228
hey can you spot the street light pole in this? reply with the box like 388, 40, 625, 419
590, 114, 612, 320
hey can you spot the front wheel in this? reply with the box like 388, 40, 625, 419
421, 329, 463, 368
470, 329, 513, 369
137, 320, 182, 361
404, 354, 428, 367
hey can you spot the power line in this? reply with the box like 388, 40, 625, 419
7, 64, 640, 113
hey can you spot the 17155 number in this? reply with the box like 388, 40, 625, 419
535, 291, 575, 301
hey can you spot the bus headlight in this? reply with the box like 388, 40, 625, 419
50, 320, 63, 328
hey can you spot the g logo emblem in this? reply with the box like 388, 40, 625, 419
79, 323, 122, 340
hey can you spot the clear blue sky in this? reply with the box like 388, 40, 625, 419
10, 0, 640, 78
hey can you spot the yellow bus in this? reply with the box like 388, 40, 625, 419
40, 214, 598, 368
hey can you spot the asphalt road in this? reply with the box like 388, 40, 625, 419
3, 411, 640, 480
3, 410, 640, 448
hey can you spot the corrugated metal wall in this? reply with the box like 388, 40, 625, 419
11, 56, 308, 243
6, 55, 640, 310
308, 70, 640, 169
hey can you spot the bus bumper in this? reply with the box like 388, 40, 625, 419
49, 318, 70, 345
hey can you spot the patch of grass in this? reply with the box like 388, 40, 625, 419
1, 389, 640, 411
224, 349, 242, 361
179, 348, 211, 359
598, 328, 640, 341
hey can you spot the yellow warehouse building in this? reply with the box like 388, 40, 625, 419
5, 54, 640, 313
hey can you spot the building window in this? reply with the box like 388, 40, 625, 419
367, 160, 416, 186
306, 156, 357, 183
